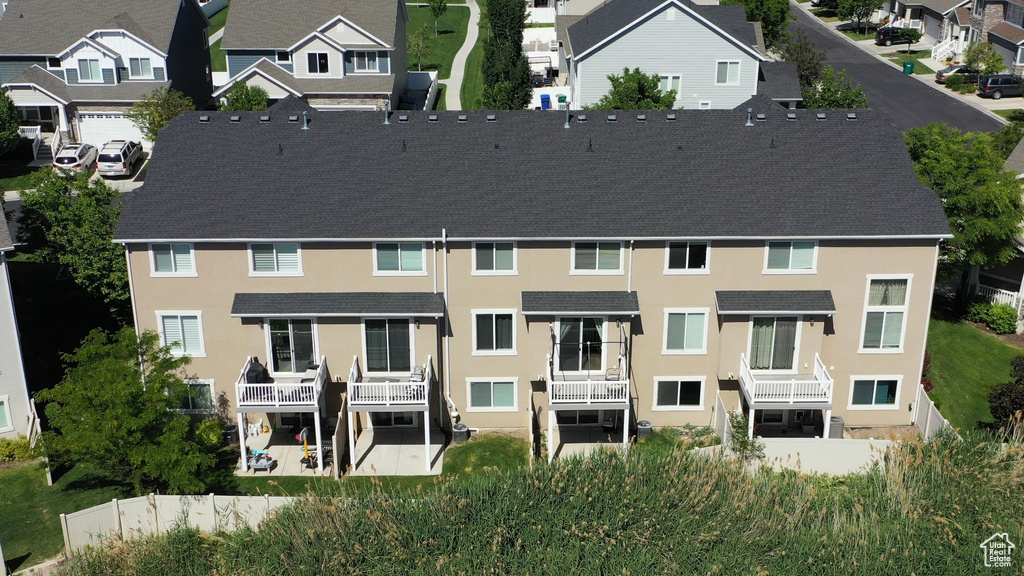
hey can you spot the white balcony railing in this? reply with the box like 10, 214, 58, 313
235, 356, 327, 408
739, 353, 833, 405
977, 284, 1020, 308
19, 126, 40, 159
546, 321, 630, 405
348, 355, 432, 407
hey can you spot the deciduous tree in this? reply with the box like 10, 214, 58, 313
801, 65, 869, 108
480, 0, 531, 110
778, 29, 828, 87
722, 0, 792, 49
221, 82, 269, 111
586, 67, 676, 110
127, 87, 195, 142
0, 88, 21, 157
964, 41, 1007, 76
409, 24, 431, 71
429, 0, 448, 37
837, 0, 881, 34
899, 28, 923, 53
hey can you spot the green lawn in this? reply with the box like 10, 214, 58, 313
207, 6, 229, 33
209, 38, 226, 73
0, 465, 131, 573
435, 83, 447, 110
926, 315, 1021, 431
459, 0, 486, 110
887, 49, 934, 75
0, 161, 44, 192
810, 7, 839, 21
406, 5, 470, 80
839, 28, 875, 41
994, 109, 1024, 120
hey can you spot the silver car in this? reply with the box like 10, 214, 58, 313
96, 140, 143, 177
52, 143, 98, 173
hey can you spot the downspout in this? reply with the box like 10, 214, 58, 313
912, 241, 941, 427
123, 245, 145, 385
432, 240, 438, 294
442, 229, 458, 424
627, 239, 634, 293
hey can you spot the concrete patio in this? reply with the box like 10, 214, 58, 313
235, 430, 337, 477
758, 438, 893, 475
552, 427, 627, 460
349, 429, 446, 476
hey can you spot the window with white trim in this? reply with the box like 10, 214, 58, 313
0, 395, 12, 433
277, 51, 291, 62
353, 51, 379, 72
375, 242, 425, 274
467, 379, 517, 411
715, 61, 739, 85
663, 309, 707, 354
665, 241, 708, 273
659, 74, 681, 95
654, 378, 704, 409
129, 58, 152, 78
850, 377, 899, 407
269, 319, 316, 373
572, 242, 622, 273
249, 243, 301, 275
765, 241, 816, 272
150, 243, 195, 276
180, 379, 215, 413
158, 313, 204, 356
473, 310, 516, 355
473, 242, 516, 274
364, 319, 412, 373
78, 59, 101, 82
861, 278, 909, 351
307, 52, 329, 74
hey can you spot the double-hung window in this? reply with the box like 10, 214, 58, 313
150, 243, 195, 276
572, 242, 622, 274
250, 243, 301, 275
665, 241, 709, 273
715, 61, 739, 85
765, 241, 816, 273
307, 52, 329, 74
158, 312, 205, 356
129, 58, 152, 78
653, 378, 704, 410
78, 59, 101, 82
353, 51, 379, 72
180, 379, 215, 413
467, 379, 517, 411
473, 242, 516, 274
664, 309, 708, 354
849, 377, 900, 408
375, 243, 426, 274
659, 74, 681, 95
861, 277, 910, 351
0, 395, 12, 433
473, 310, 516, 355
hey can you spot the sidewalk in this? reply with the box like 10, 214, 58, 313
445, 0, 480, 110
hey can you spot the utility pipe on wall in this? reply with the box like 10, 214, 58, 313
441, 228, 458, 424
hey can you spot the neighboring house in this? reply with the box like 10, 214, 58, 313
957, 0, 1024, 73
114, 107, 949, 472
0, 217, 31, 441
0, 0, 212, 152
555, 0, 801, 110
213, 0, 408, 111
887, 0, 971, 51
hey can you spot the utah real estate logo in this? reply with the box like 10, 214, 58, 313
980, 533, 1015, 568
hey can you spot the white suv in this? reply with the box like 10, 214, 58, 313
52, 143, 98, 172
96, 140, 143, 177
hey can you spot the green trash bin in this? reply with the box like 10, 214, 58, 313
903, 61, 914, 75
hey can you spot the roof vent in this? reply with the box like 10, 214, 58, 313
229, 115, 241, 123
259, 115, 270, 123
636, 114, 647, 122
398, 114, 409, 122
577, 114, 588, 122
816, 112, 826, 121
486, 114, 496, 122
846, 112, 858, 121
198, 115, 210, 123
786, 112, 797, 121
607, 114, 617, 122
745, 108, 753, 127
756, 113, 766, 122
288, 115, 299, 123
428, 114, 439, 122
457, 114, 468, 122
666, 113, 677, 121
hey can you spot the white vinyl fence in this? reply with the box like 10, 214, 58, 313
914, 385, 953, 439
714, 392, 733, 445
60, 494, 295, 557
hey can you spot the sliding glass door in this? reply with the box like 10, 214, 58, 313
749, 316, 797, 371
557, 317, 604, 372
365, 319, 412, 373
269, 319, 315, 373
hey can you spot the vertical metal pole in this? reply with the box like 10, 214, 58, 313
347, 408, 357, 474
424, 410, 430, 472
824, 409, 833, 439
547, 408, 554, 464
238, 413, 248, 472
314, 412, 323, 473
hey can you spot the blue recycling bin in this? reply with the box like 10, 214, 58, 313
540, 94, 551, 110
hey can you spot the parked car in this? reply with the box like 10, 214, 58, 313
977, 74, 1023, 99
875, 27, 909, 46
52, 143, 97, 172
810, 0, 838, 8
96, 140, 143, 177
935, 65, 980, 84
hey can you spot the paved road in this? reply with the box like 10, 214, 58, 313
790, 8, 1004, 133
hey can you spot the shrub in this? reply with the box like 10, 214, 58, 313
945, 74, 964, 90
0, 435, 32, 462
967, 300, 992, 322
958, 82, 978, 94
921, 351, 934, 392
987, 303, 1019, 334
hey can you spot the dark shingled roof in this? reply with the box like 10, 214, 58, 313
989, 22, 1024, 45
522, 291, 640, 314
114, 108, 950, 242
566, 0, 759, 59
221, 0, 400, 50
231, 292, 445, 317
715, 290, 837, 314
5, 66, 171, 103
212, 59, 395, 98
0, 217, 13, 252
758, 62, 802, 101
954, 6, 971, 25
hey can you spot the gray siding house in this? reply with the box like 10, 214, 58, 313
0, 218, 31, 441
0, 0, 212, 151
557, 0, 795, 110
214, 0, 408, 111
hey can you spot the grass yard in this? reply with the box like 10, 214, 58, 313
926, 314, 1021, 431
0, 161, 45, 192
839, 28, 875, 41
0, 465, 131, 573
435, 83, 447, 110
406, 5, 470, 80
994, 108, 1024, 120
459, 0, 486, 110
887, 49, 935, 75
810, 7, 839, 21
209, 38, 226, 73
207, 7, 229, 33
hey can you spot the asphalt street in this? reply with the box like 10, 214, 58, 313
790, 8, 1005, 133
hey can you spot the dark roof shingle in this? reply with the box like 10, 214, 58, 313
989, 22, 1024, 45
231, 292, 445, 316
715, 290, 837, 314
522, 291, 640, 314
221, 0, 400, 50
758, 62, 802, 101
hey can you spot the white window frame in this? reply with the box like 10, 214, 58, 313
360, 318, 416, 376
471, 309, 517, 356
47, 57, 62, 69
465, 377, 519, 412
471, 241, 518, 276
847, 375, 902, 410
570, 241, 623, 275
248, 243, 302, 277
373, 242, 428, 276
746, 315, 802, 374
555, 316, 608, 374
0, 395, 13, 433
307, 52, 329, 74
265, 318, 319, 375
149, 243, 197, 277
858, 274, 913, 354
353, 51, 380, 72
663, 241, 710, 275
128, 57, 152, 79
763, 240, 818, 274
78, 59, 101, 82
662, 308, 709, 355
659, 73, 681, 95
715, 60, 740, 85
179, 378, 216, 414
156, 311, 206, 357
276, 51, 291, 63
651, 376, 706, 411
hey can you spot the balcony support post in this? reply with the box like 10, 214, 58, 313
547, 408, 554, 464
748, 407, 755, 440
824, 408, 832, 440
424, 409, 431, 472
238, 413, 248, 472
348, 407, 357, 474
314, 411, 323, 473
622, 403, 629, 452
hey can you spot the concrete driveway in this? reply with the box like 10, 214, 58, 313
790, 6, 1005, 133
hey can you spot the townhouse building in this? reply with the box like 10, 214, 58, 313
114, 107, 949, 471
0, 217, 31, 441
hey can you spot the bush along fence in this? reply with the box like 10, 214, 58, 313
914, 384, 953, 439
60, 494, 296, 556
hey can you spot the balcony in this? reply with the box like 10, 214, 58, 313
347, 355, 432, 409
235, 356, 328, 410
738, 353, 833, 408
546, 323, 630, 406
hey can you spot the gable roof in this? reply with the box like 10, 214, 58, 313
954, 6, 972, 25
4, 66, 171, 103
114, 108, 950, 243
758, 62, 802, 101
565, 0, 761, 60
0, 0, 199, 55
221, 0, 400, 50
903, 0, 969, 14
211, 58, 395, 98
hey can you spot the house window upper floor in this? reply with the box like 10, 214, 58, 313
473, 310, 516, 355
249, 243, 302, 276
149, 243, 196, 277
764, 241, 817, 273
352, 51, 379, 72
473, 242, 516, 275
715, 61, 740, 85
860, 275, 911, 353
129, 57, 152, 79
663, 309, 708, 354
78, 59, 101, 82
571, 242, 623, 275
665, 241, 709, 274
307, 52, 330, 74
374, 242, 427, 275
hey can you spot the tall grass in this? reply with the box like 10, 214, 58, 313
56, 430, 1024, 575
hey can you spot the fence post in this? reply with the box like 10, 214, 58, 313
60, 513, 73, 558
150, 494, 159, 535
112, 498, 122, 541
208, 493, 217, 533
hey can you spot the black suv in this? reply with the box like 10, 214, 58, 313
875, 27, 908, 46
978, 74, 1023, 99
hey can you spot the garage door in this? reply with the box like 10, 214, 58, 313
924, 17, 940, 44
994, 43, 1016, 74
76, 113, 149, 151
